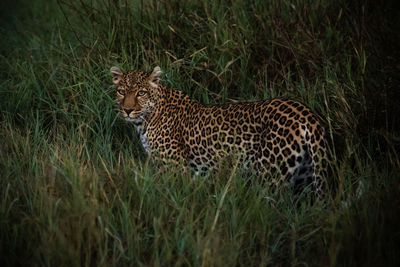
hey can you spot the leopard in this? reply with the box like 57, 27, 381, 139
110, 66, 328, 196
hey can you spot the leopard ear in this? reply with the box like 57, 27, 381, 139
149, 66, 162, 88
110, 66, 123, 84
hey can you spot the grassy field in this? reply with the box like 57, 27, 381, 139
1, 0, 399, 266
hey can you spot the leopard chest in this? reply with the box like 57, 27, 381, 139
139, 131, 151, 153
131, 121, 151, 153
138, 112, 184, 155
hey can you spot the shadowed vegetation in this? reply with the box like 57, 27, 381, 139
0, 0, 399, 266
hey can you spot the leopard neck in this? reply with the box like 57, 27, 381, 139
130, 85, 197, 138
160, 85, 198, 107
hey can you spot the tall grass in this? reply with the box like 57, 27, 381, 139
1, 0, 399, 266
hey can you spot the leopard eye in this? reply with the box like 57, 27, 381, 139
137, 90, 147, 97
117, 89, 125, 95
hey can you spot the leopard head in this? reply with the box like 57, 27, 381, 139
110, 66, 162, 122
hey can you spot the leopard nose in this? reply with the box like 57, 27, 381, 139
123, 109, 133, 115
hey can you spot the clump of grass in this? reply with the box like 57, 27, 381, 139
1, 0, 399, 266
